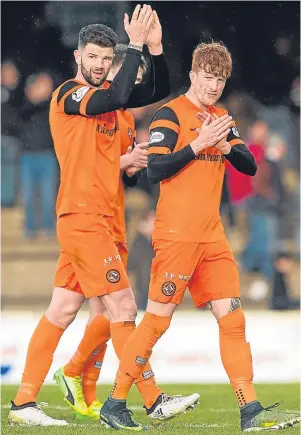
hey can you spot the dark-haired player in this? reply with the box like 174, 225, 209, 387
8, 7, 198, 429
53, 36, 199, 424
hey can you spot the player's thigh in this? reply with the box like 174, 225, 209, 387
52, 250, 93, 327
189, 238, 240, 308
89, 297, 108, 321
48, 287, 85, 316
57, 213, 130, 299
149, 240, 200, 306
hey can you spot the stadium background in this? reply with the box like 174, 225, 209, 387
1, 1, 300, 386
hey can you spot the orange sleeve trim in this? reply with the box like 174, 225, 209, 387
148, 146, 171, 155
79, 88, 97, 116
149, 120, 179, 134
229, 139, 244, 146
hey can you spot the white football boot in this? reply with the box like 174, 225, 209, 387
8, 401, 68, 426
147, 393, 200, 426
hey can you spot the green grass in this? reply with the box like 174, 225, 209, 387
2, 384, 300, 435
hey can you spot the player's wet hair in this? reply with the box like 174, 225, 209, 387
78, 24, 118, 49
112, 43, 147, 74
192, 41, 232, 79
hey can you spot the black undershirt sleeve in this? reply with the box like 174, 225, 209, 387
148, 145, 195, 184
64, 48, 142, 116
225, 144, 257, 175
122, 171, 139, 187
147, 107, 196, 183
125, 53, 171, 109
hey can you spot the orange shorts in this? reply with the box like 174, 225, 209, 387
115, 242, 128, 270
149, 237, 239, 307
54, 213, 130, 298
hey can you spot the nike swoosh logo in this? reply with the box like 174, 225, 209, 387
63, 377, 75, 405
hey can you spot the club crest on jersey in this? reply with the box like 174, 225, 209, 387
161, 281, 176, 296
72, 86, 90, 102
106, 269, 120, 283
150, 131, 164, 144
231, 126, 239, 137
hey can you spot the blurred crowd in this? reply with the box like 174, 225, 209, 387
1, 1, 300, 312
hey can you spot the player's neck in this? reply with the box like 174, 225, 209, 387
185, 87, 207, 111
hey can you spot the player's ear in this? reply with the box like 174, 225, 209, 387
74, 49, 81, 66
189, 70, 196, 85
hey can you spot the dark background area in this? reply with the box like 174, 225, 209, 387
2, 1, 300, 105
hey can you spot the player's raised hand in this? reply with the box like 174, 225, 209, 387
190, 113, 232, 156
124, 4, 154, 47
145, 11, 163, 55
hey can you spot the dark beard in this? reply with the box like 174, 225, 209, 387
81, 64, 106, 87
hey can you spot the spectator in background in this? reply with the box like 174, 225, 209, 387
241, 129, 287, 293
226, 120, 267, 247
128, 209, 155, 310
225, 91, 257, 139
19, 71, 57, 238
270, 251, 300, 310
1, 60, 22, 206
227, 121, 267, 209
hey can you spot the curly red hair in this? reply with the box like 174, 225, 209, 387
192, 41, 232, 79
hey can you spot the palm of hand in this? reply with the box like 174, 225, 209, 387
145, 17, 161, 46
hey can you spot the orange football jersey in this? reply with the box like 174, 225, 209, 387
50, 80, 121, 218
112, 109, 136, 243
148, 95, 243, 243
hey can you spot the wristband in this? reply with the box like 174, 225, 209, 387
128, 43, 143, 52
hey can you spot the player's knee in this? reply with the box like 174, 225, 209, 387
208, 297, 242, 321
102, 309, 110, 321
102, 288, 137, 322
46, 308, 76, 329
46, 300, 81, 329
116, 295, 137, 322
146, 299, 177, 317
89, 297, 106, 319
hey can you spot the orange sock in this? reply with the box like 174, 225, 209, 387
111, 312, 171, 401
218, 309, 257, 407
14, 314, 65, 405
82, 344, 107, 406
64, 314, 110, 378
110, 319, 163, 408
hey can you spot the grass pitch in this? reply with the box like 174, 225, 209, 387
2, 384, 300, 435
